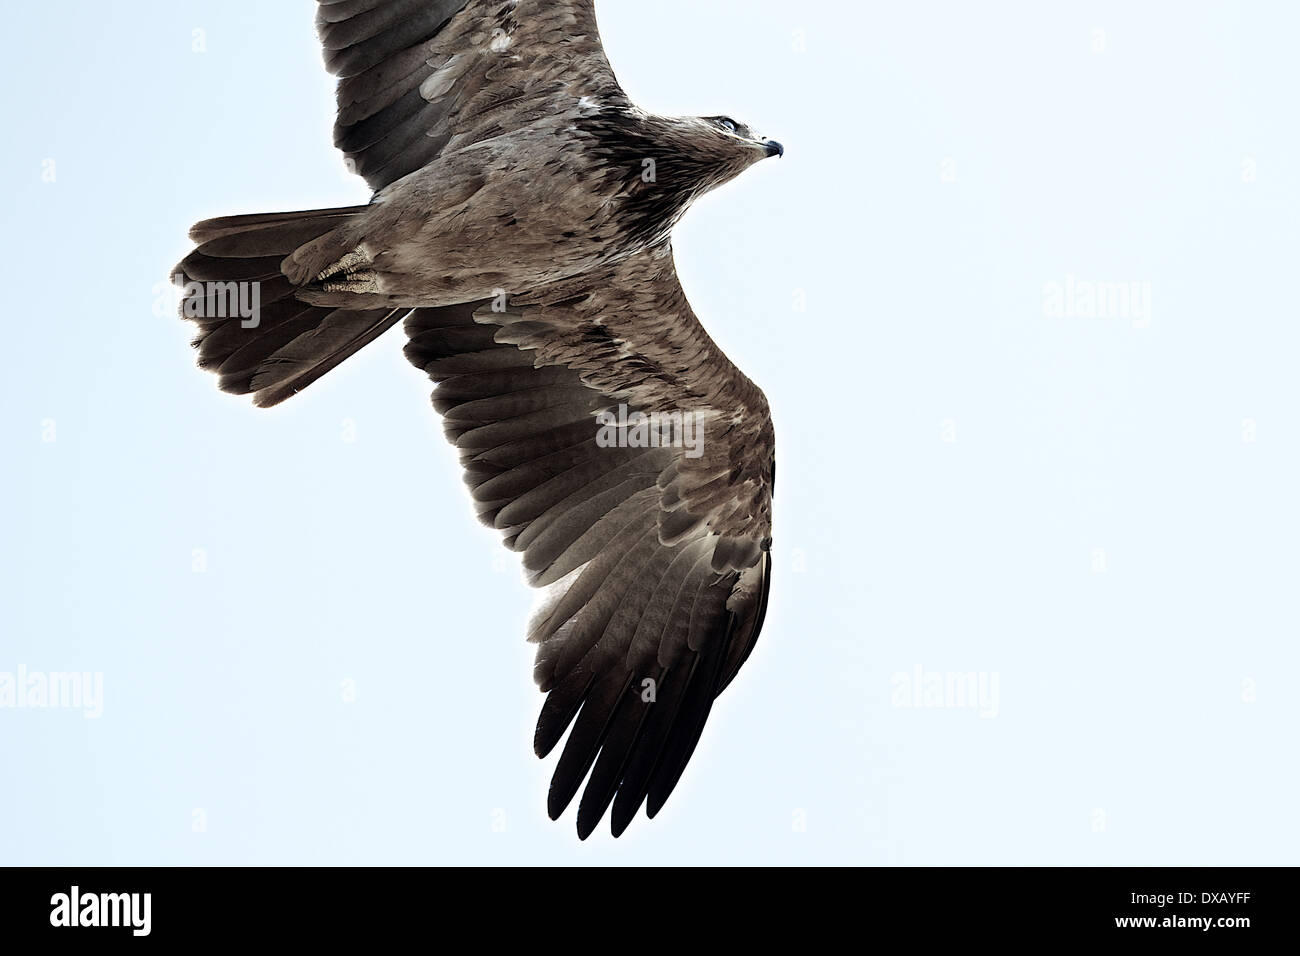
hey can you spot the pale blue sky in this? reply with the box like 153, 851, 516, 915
1, 0, 1296, 864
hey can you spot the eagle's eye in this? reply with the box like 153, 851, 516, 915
714, 117, 738, 134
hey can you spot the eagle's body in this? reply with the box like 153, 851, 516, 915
291, 106, 771, 308
176, 0, 782, 839
292, 123, 623, 303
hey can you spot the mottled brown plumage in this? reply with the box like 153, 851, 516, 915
174, 0, 782, 839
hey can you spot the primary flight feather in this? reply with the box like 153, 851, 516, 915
175, 0, 782, 839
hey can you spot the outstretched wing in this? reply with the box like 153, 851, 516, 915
403, 242, 775, 838
316, 0, 628, 190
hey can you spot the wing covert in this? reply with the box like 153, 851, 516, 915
316, 0, 628, 190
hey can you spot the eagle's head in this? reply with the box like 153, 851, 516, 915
589, 108, 783, 248
669, 114, 784, 190
699, 115, 785, 160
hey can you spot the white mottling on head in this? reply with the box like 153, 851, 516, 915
489, 28, 512, 52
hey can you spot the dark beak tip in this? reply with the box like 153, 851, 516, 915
765, 140, 785, 158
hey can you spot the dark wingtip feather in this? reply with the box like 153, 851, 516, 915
610, 807, 636, 839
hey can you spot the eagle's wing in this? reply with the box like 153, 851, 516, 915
403, 242, 775, 838
316, 0, 627, 190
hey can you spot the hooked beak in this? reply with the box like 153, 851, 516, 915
763, 139, 785, 158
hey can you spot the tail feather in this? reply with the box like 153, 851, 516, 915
188, 206, 363, 245
175, 206, 404, 408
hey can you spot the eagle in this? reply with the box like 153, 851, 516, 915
175, 0, 781, 839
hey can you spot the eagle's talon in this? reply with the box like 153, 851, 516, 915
320, 271, 380, 295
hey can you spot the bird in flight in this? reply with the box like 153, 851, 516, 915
175, 0, 781, 839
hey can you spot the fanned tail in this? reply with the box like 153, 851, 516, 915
174, 206, 403, 408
